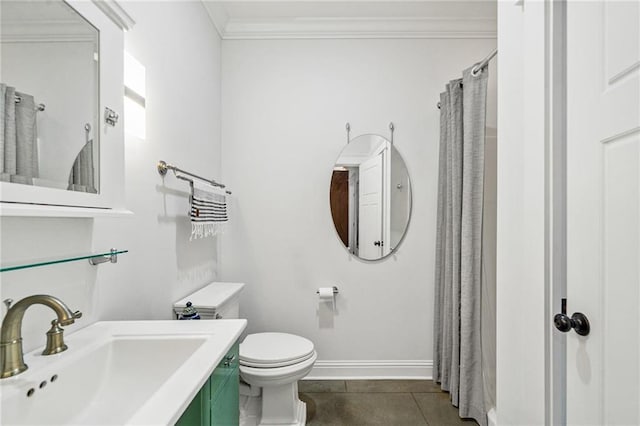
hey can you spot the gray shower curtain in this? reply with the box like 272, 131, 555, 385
433, 67, 488, 426
0, 83, 39, 185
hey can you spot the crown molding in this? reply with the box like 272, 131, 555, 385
214, 17, 496, 40
91, 0, 135, 31
0, 20, 98, 43
203, 3, 229, 39
0, 34, 97, 43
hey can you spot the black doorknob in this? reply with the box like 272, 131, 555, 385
553, 298, 590, 336
374, 241, 381, 246
554, 308, 590, 336
569, 312, 590, 336
554, 312, 573, 333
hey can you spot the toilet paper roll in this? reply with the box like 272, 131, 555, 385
318, 287, 336, 311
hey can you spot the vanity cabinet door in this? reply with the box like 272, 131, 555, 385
176, 376, 211, 426
210, 376, 239, 426
175, 342, 239, 426
210, 343, 239, 426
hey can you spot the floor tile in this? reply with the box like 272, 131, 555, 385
299, 380, 347, 393
346, 379, 442, 393
413, 392, 478, 426
300, 392, 428, 426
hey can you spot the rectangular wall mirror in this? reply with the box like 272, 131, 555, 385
1, 0, 100, 194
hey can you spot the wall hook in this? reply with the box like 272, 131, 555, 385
104, 107, 119, 127
389, 122, 395, 144
346, 122, 351, 144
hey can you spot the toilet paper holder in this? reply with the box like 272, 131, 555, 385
316, 286, 339, 295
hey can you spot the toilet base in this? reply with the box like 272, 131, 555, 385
259, 397, 306, 426
240, 394, 307, 426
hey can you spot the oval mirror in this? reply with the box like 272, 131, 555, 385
329, 134, 412, 261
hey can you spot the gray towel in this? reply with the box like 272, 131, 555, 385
1, 84, 39, 185
68, 140, 97, 193
0, 84, 6, 175
15, 91, 38, 184
1, 84, 17, 180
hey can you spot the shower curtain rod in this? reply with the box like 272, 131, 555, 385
14, 95, 45, 112
471, 48, 497, 76
437, 48, 497, 109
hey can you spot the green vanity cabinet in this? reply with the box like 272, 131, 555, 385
176, 342, 240, 426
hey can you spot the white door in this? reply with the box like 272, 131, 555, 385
566, 1, 640, 424
358, 151, 384, 260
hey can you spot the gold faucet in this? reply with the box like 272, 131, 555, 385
0, 295, 81, 379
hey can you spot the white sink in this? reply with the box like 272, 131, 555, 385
0, 319, 247, 425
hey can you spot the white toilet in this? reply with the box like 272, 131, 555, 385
240, 332, 317, 425
174, 282, 317, 426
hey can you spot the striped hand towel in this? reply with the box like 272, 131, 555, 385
189, 180, 228, 240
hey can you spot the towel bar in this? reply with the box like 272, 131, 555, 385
157, 160, 232, 194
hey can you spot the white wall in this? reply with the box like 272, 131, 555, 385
0, 1, 222, 353
0, 6, 501, 386
496, 1, 547, 424
220, 38, 497, 377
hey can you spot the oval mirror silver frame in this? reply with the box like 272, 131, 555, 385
329, 134, 412, 261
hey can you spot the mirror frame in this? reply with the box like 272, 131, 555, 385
0, 0, 131, 215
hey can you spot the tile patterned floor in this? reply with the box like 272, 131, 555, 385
299, 380, 478, 426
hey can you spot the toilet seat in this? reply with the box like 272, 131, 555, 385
240, 332, 315, 368
239, 350, 318, 388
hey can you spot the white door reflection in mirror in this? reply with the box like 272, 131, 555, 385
330, 134, 411, 261
358, 149, 384, 260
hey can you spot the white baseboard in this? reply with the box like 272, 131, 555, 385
305, 360, 432, 380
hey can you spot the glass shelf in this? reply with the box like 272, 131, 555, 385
0, 249, 128, 273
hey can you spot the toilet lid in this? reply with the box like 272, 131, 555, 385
240, 332, 315, 368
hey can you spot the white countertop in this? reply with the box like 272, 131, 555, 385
0, 319, 247, 425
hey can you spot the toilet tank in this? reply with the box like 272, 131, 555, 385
173, 282, 245, 320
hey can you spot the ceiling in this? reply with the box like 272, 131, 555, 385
202, 1, 497, 39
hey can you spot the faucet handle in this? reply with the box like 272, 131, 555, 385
42, 320, 68, 356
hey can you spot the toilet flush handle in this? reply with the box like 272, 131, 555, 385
224, 354, 236, 367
